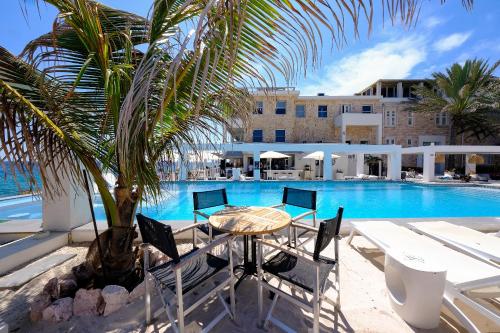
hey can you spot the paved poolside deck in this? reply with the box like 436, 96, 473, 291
4, 237, 493, 333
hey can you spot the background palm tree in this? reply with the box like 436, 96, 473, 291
364, 155, 383, 175
0, 0, 474, 286
408, 59, 500, 169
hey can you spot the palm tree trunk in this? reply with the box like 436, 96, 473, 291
447, 122, 458, 170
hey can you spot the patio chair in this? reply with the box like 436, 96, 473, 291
347, 221, 500, 333
272, 187, 317, 226
137, 214, 236, 333
256, 207, 344, 333
192, 189, 232, 246
271, 187, 317, 246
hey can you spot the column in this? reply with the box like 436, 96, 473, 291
388, 152, 402, 180
423, 152, 435, 182
42, 166, 92, 232
356, 153, 364, 176
465, 154, 476, 174
397, 82, 403, 98
376, 81, 382, 97
179, 160, 188, 180
323, 151, 333, 180
253, 150, 261, 181
376, 125, 383, 145
341, 123, 347, 143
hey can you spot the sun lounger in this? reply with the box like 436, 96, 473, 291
408, 221, 500, 267
347, 221, 500, 333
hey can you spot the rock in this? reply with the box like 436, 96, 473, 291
102, 285, 129, 316
72, 263, 93, 288
30, 292, 51, 322
73, 288, 104, 316
128, 276, 156, 303
128, 280, 145, 302
43, 277, 59, 300
59, 279, 78, 298
138, 246, 166, 268
42, 297, 73, 322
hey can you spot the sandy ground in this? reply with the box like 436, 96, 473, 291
1, 237, 496, 333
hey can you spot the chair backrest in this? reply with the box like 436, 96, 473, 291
136, 214, 180, 263
193, 189, 228, 210
282, 187, 317, 210
313, 207, 344, 260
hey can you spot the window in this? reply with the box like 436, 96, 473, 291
341, 104, 351, 113
360, 140, 369, 144
275, 100, 286, 114
295, 104, 305, 118
254, 101, 263, 114
435, 112, 448, 126
252, 129, 263, 142
407, 138, 412, 146
385, 110, 396, 127
385, 137, 395, 145
318, 105, 328, 118
407, 111, 414, 126
275, 129, 286, 142
362, 105, 373, 113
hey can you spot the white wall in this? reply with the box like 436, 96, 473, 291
42, 168, 93, 232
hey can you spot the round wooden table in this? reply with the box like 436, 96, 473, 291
209, 206, 291, 235
209, 206, 291, 282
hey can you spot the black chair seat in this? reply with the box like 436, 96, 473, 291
197, 224, 226, 237
149, 251, 229, 294
262, 251, 335, 293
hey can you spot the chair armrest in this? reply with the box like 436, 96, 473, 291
291, 221, 318, 233
291, 210, 315, 222
256, 238, 319, 267
172, 235, 233, 271
172, 222, 208, 235
270, 203, 285, 209
193, 210, 210, 219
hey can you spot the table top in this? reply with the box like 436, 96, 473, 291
208, 206, 291, 235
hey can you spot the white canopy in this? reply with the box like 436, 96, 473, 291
260, 151, 290, 159
303, 151, 341, 160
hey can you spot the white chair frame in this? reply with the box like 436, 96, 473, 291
142, 226, 236, 333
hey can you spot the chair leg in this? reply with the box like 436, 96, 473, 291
313, 266, 320, 333
143, 246, 152, 324
175, 269, 185, 333
264, 292, 280, 329
346, 230, 356, 245
228, 239, 236, 320
257, 242, 263, 326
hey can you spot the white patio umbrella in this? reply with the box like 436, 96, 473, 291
260, 151, 290, 170
302, 151, 341, 160
303, 151, 341, 178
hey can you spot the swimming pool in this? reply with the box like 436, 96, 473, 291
1, 181, 500, 221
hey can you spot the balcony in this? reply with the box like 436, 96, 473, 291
334, 112, 382, 127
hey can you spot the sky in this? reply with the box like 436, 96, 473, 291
1, 0, 499, 96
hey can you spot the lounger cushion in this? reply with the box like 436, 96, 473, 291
262, 251, 335, 293
197, 224, 226, 237
149, 252, 229, 294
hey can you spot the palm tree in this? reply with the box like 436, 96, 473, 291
408, 59, 500, 168
364, 155, 382, 175
0, 0, 472, 286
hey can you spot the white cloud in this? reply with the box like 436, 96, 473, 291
423, 16, 445, 29
433, 32, 472, 53
300, 36, 427, 96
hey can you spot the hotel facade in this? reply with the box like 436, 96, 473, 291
226, 79, 497, 170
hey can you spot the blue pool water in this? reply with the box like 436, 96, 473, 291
1, 182, 500, 221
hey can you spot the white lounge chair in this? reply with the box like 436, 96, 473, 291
408, 221, 500, 267
347, 221, 500, 333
